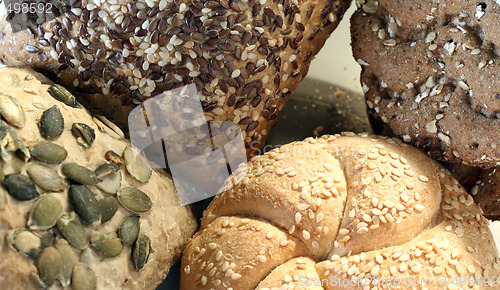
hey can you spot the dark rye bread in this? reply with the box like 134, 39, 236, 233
0, 0, 351, 157
351, 0, 500, 167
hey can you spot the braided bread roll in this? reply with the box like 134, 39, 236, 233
181, 133, 500, 289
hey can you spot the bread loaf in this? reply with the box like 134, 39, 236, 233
0, 67, 197, 289
181, 133, 499, 289
0, 0, 351, 156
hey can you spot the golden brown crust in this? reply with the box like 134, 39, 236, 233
0, 67, 197, 289
0, 0, 352, 157
181, 133, 500, 289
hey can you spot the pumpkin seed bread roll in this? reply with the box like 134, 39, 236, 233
0, 0, 351, 157
0, 67, 197, 289
181, 133, 500, 289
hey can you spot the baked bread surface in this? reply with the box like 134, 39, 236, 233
0, 0, 351, 156
0, 67, 197, 289
181, 133, 500, 289
351, 0, 500, 167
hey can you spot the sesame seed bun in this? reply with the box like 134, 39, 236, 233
180, 133, 500, 289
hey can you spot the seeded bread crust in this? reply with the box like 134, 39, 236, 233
0, 67, 197, 289
351, 0, 500, 167
180, 133, 499, 289
0, 0, 351, 157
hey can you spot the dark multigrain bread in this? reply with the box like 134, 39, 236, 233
0, 0, 351, 157
351, 0, 500, 167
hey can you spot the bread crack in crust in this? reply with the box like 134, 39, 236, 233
351, 0, 500, 167
181, 133, 500, 289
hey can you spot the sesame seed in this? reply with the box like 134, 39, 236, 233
302, 230, 311, 240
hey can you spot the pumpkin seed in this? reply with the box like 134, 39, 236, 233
47, 84, 81, 108
95, 163, 121, 194
55, 241, 78, 287
133, 234, 151, 272
29, 272, 46, 289
94, 163, 120, 178
117, 187, 153, 214
35, 247, 62, 286
28, 194, 63, 230
72, 123, 95, 147
123, 146, 152, 183
57, 212, 88, 250
98, 196, 119, 224
31, 141, 68, 164
96, 171, 121, 194
90, 233, 123, 257
0, 122, 7, 140
3, 173, 39, 200
69, 185, 101, 226
105, 150, 124, 166
119, 216, 140, 245
7, 126, 31, 162
72, 263, 97, 290
27, 163, 68, 191
40, 230, 56, 250
93, 115, 125, 140
62, 163, 100, 185
40, 105, 64, 139
0, 94, 26, 128
9, 229, 42, 259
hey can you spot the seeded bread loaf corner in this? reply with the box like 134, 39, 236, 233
0, 0, 351, 157
181, 133, 500, 289
0, 67, 197, 289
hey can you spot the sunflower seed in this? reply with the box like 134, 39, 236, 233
7, 126, 31, 162
40, 105, 64, 139
28, 194, 63, 230
123, 146, 151, 183
90, 233, 123, 257
55, 241, 78, 287
3, 173, 39, 200
35, 247, 62, 287
117, 187, 153, 214
62, 163, 100, 185
98, 196, 119, 224
27, 164, 68, 191
47, 84, 81, 108
57, 212, 88, 250
71, 123, 95, 147
93, 115, 125, 140
9, 229, 42, 259
119, 216, 140, 245
72, 263, 97, 290
0, 94, 26, 128
31, 141, 68, 164
69, 185, 101, 226
133, 234, 151, 271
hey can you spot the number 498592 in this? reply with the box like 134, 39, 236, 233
5, 1, 53, 14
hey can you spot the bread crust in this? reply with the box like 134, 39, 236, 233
181, 133, 500, 289
0, 0, 351, 157
351, 0, 500, 167
0, 67, 197, 289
